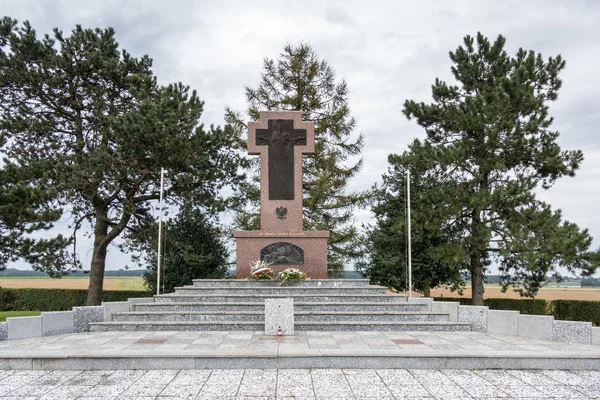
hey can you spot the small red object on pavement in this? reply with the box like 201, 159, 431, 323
277, 328, 283, 336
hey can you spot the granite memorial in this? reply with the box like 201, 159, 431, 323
234, 111, 329, 278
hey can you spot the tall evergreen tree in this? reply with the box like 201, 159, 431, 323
359, 153, 465, 297
401, 33, 599, 305
226, 43, 370, 275
0, 18, 245, 304
124, 206, 229, 294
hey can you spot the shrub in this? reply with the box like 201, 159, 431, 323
433, 297, 471, 305
484, 298, 548, 315
0, 288, 152, 311
550, 300, 600, 326
432, 297, 599, 326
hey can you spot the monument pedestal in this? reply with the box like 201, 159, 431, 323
234, 111, 329, 279
234, 231, 329, 279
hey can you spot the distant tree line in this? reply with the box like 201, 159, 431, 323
581, 278, 600, 287
0, 268, 145, 277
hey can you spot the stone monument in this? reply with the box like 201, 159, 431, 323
234, 111, 329, 278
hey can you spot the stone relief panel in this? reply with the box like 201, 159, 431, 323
260, 242, 304, 265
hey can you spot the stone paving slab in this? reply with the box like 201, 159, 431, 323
0, 368, 598, 399
0, 330, 599, 371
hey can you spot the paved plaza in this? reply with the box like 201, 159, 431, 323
0, 367, 599, 399
1, 330, 599, 398
1, 330, 600, 370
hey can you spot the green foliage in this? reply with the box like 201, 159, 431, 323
433, 297, 472, 306
0, 311, 41, 321
0, 268, 145, 277
359, 156, 465, 296
551, 300, 600, 326
226, 43, 370, 276
124, 206, 229, 294
434, 296, 599, 325
581, 278, 600, 287
0, 18, 245, 304
433, 296, 548, 315
400, 32, 599, 305
0, 175, 71, 272
484, 298, 549, 315
0, 287, 151, 311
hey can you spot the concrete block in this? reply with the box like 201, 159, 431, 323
519, 314, 553, 341
265, 298, 294, 335
431, 301, 459, 321
487, 310, 519, 336
41, 311, 74, 336
73, 306, 103, 333
552, 320, 592, 344
0, 322, 7, 341
7, 316, 42, 340
128, 297, 155, 311
592, 327, 600, 346
459, 305, 488, 332
407, 297, 433, 311
102, 301, 129, 321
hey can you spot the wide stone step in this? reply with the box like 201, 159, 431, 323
90, 321, 264, 332
192, 279, 371, 287
295, 321, 471, 331
296, 312, 448, 322
154, 294, 407, 303
173, 286, 388, 295
89, 320, 470, 332
112, 311, 448, 322
134, 302, 427, 312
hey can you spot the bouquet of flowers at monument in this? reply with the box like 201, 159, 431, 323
276, 268, 308, 285
249, 260, 274, 280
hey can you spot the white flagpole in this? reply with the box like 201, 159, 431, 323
407, 170, 412, 298
156, 168, 165, 296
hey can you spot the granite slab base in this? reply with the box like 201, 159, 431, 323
1, 330, 599, 371
1, 351, 599, 371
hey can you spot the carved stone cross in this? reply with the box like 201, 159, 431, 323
247, 111, 315, 231
235, 111, 328, 279
256, 119, 307, 200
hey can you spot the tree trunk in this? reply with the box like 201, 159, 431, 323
470, 200, 487, 306
422, 279, 431, 298
471, 253, 485, 306
87, 207, 109, 305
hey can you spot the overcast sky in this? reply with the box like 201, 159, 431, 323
2, 0, 599, 274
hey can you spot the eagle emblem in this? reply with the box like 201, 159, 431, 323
276, 206, 288, 219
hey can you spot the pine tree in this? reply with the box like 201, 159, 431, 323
226, 43, 370, 275
360, 150, 465, 296
401, 33, 599, 305
125, 206, 229, 294
0, 18, 245, 304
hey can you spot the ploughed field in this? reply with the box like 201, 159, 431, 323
0, 276, 146, 291
428, 284, 600, 301
2, 277, 600, 301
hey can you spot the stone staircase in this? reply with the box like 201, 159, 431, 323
89, 279, 471, 332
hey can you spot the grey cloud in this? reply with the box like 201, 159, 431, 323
325, 6, 356, 27
2, 0, 599, 270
